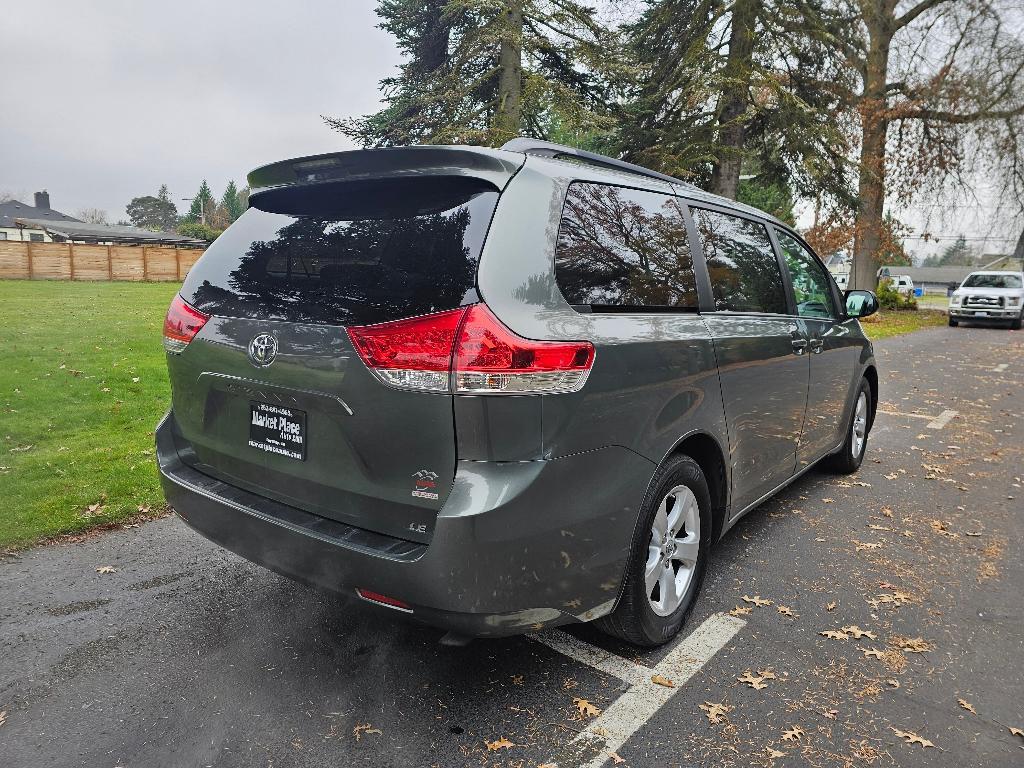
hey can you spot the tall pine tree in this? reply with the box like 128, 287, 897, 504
187, 180, 214, 224
325, 0, 620, 148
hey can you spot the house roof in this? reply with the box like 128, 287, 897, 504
897, 266, 978, 284
0, 199, 80, 228
13, 217, 205, 246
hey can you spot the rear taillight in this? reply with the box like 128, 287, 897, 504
163, 295, 209, 354
347, 304, 594, 395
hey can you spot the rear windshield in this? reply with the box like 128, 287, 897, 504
181, 178, 499, 326
962, 273, 1022, 289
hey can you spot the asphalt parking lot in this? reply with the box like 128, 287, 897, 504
1, 323, 1022, 768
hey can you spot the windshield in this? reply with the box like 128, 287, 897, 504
962, 273, 1022, 289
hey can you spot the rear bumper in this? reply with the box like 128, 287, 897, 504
157, 413, 654, 637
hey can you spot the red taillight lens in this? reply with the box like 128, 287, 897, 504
355, 588, 413, 612
348, 304, 594, 394
163, 295, 209, 354
348, 307, 467, 391
454, 304, 594, 393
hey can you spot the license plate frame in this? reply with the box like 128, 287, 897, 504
248, 401, 306, 461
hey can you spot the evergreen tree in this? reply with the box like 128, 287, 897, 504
126, 185, 178, 231
325, 0, 620, 148
187, 180, 214, 224
615, 0, 855, 204
220, 181, 244, 223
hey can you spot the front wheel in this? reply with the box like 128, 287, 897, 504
824, 379, 871, 474
596, 455, 711, 646
1011, 312, 1022, 331
948, 316, 958, 327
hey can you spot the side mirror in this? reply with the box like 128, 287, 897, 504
845, 289, 878, 319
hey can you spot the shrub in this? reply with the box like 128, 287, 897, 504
876, 279, 918, 310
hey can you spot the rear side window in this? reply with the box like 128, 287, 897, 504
692, 208, 788, 314
181, 178, 498, 326
554, 183, 698, 311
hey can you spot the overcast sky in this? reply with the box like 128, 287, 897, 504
1, 0, 395, 219
1, 0, 1017, 259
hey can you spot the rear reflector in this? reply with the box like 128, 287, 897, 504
355, 588, 413, 612
348, 304, 594, 394
163, 295, 209, 354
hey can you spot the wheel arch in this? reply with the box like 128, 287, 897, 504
666, 432, 729, 542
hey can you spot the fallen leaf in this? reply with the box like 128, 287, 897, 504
738, 671, 769, 690
651, 674, 674, 688
842, 625, 878, 640
822, 498, 835, 503
854, 540, 883, 551
0, 710, 5, 727
766, 746, 785, 759
96, 565, 117, 574
353, 723, 382, 741
891, 727, 934, 748
777, 605, 797, 618
700, 701, 734, 725
729, 605, 753, 617
781, 725, 805, 742
861, 648, 886, 659
741, 595, 772, 607
820, 629, 849, 640
607, 751, 625, 764
957, 698, 977, 715
131, 376, 140, 383
485, 737, 514, 751
825, 601, 837, 611
574, 698, 601, 718
822, 709, 838, 720
1009, 727, 1023, 739
893, 636, 934, 653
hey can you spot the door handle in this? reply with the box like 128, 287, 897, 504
809, 337, 824, 354
791, 338, 808, 355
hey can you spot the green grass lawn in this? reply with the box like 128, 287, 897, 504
860, 308, 948, 340
0, 280, 179, 548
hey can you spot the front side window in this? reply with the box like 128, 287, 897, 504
692, 208, 787, 313
554, 183, 698, 310
776, 229, 836, 319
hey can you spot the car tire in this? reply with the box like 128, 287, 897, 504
595, 455, 712, 647
824, 379, 872, 475
1011, 312, 1022, 331
948, 317, 958, 327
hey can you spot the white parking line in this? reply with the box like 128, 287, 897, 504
532, 631, 650, 685
993, 363, 1009, 372
541, 613, 746, 767
927, 409, 958, 430
877, 409, 934, 420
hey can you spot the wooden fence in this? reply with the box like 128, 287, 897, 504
0, 241, 205, 282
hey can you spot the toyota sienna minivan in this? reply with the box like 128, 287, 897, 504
158, 138, 879, 646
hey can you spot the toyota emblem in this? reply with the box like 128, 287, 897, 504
248, 333, 278, 367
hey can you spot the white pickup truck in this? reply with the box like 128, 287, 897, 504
948, 270, 1024, 329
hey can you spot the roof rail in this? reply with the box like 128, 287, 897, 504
501, 137, 684, 187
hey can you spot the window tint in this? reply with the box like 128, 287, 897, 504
180, 178, 498, 326
776, 229, 836, 319
554, 183, 698, 310
692, 208, 787, 313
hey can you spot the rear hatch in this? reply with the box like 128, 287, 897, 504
165, 148, 520, 543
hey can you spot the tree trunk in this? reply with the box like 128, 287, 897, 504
494, 0, 523, 145
709, 0, 757, 200
850, 3, 893, 291
1012, 224, 1024, 270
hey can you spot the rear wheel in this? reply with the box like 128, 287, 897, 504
824, 379, 871, 474
596, 455, 711, 647
948, 317, 958, 327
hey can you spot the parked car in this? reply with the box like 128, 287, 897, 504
948, 270, 1024, 329
157, 139, 879, 646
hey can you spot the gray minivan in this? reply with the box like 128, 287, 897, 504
158, 139, 879, 646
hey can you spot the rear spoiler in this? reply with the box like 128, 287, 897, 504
247, 146, 525, 195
